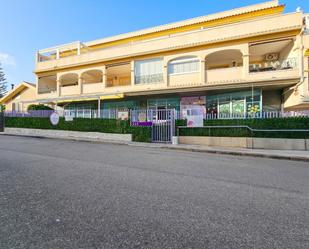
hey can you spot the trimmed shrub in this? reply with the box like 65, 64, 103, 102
5, 117, 151, 142
27, 104, 53, 111
176, 117, 309, 139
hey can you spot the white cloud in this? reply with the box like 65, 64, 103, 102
0, 52, 16, 66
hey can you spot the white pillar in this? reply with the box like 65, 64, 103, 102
200, 60, 206, 84
102, 66, 107, 88
77, 42, 81, 55
98, 97, 101, 118
56, 77, 61, 97
242, 44, 250, 79
131, 60, 135, 86
242, 54, 250, 79
56, 48, 60, 60
163, 65, 168, 86
78, 76, 83, 94
36, 52, 40, 63
36, 76, 40, 96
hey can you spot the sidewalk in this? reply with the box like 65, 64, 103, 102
130, 142, 309, 162
1, 130, 309, 162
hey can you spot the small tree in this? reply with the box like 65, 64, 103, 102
0, 63, 7, 98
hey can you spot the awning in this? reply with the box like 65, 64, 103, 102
37, 93, 124, 104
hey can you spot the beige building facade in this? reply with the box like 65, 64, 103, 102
31, 1, 309, 117
0, 82, 37, 112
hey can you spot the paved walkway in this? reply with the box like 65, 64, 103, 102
133, 143, 309, 162
1, 131, 309, 162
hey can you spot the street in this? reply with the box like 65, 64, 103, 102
0, 135, 309, 249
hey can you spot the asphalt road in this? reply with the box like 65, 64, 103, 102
0, 135, 309, 249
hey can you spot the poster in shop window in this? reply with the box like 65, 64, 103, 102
186, 106, 204, 127
180, 96, 205, 119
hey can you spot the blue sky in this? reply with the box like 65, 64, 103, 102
0, 0, 308, 87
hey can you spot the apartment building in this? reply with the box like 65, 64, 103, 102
34, 1, 309, 118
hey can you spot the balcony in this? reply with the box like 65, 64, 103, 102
37, 75, 58, 98
81, 69, 104, 94
248, 36, 300, 81
60, 85, 80, 96
249, 58, 297, 72
206, 67, 243, 84
35, 12, 303, 72
106, 77, 131, 87
135, 73, 164, 85
106, 62, 131, 88
82, 82, 105, 94
38, 86, 57, 94
37, 87, 58, 99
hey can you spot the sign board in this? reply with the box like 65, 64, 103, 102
65, 116, 74, 122
180, 96, 206, 119
180, 96, 206, 106
186, 106, 204, 127
50, 112, 60, 126
138, 112, 147, 122
117, 111, 129, 120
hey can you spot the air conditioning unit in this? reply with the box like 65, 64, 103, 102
265, 53, 279, 61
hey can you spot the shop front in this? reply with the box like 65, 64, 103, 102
205, 90, 262, 119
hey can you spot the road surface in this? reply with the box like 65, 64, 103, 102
0, 135, 309, 249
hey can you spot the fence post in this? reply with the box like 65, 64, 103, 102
0, 111, 4, 132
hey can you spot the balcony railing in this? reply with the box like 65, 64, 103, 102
38, 87, 57, 94
249, 58, 297, 73
135, 73, 163, 84
60, 85, 80, 95
106, 78, 131, 87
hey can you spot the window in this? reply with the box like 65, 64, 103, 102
168, 56, 200, 75
135, 58, 163, 84
205, 90, 261, 118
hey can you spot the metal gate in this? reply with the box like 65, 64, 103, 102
0, 111, 4, 132
130, 109, 176, 143
151, 109, 175, 143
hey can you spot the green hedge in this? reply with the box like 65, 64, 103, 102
27, 104, 53, 111
176, 117, 309, 139
5, 117, 151, 142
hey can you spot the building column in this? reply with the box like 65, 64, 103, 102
242, 43, 250, 79
163, 65, 168, 86
163, 57, 169, 87
98, 97, 101, 118
242, 54, 250, 79
200, 60, 206, 84
297, 36, 305, 97
36, 76, 40, 97
102, 65, 107, 88
56, 48, 60, 60
56, 75, 61, 97
131, 61, 135, 86
78, 75, 83, 94
77, 42, 81, 56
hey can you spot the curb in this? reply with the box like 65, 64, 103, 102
1, 133, 309, 162
160, 146, 309, 162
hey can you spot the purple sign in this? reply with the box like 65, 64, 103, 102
132, 121, 153, 127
